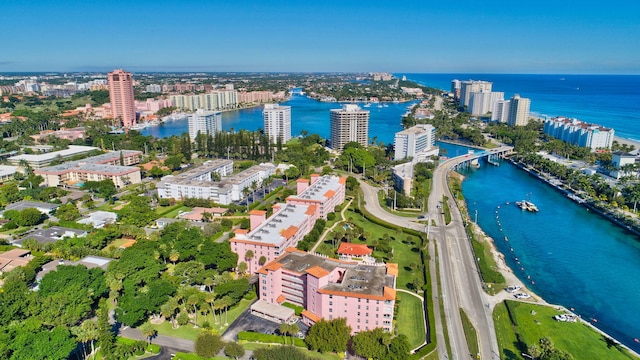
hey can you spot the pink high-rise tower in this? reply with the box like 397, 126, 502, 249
108, 69, 136, 128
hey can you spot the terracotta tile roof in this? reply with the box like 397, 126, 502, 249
324, 189, 336, 199
280, 225, 299, 239
301, 310, 321, 323
249, 210, 267, 215
339, 177, 347, 184
264, 261, 283, 272
305, 266, 330, 278
337, 243, 372, 256
276, 295, 286, 304
297, 179, 309, 183
305, 204, 317, 215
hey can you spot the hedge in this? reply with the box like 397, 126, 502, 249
237, 331, 306, 347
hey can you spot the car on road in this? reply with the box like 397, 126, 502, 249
514, 292, 531, 299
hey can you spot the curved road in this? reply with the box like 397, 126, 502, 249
360, 146, 512, 360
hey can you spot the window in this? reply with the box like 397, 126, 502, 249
329, 295, 333, 299
358, 305, 361, 309
329, 308, 333, 313
329, 301, 333, 306
366, 306, 369, 310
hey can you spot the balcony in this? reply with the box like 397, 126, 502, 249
282, 287, 303, 297
282, 275, 304, 284
282, 282, 304, 291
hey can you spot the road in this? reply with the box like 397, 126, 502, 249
360, 145, 512, 360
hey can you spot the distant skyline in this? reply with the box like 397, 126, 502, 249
2, 0, 639, 74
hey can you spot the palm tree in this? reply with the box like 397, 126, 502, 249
187, 294, 201, 326
245, 250, 254, 274
139, 323, 156, 345
169, 249, 180, 265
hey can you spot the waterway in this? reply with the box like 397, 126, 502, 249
141, 94, 417, 145
453, 149, 640, 353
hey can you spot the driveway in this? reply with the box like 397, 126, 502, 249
221, 310, 281, 342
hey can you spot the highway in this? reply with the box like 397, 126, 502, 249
360, 145, 512, 359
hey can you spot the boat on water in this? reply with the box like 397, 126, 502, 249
363, 103, 371, 108
515, 200, 539, 212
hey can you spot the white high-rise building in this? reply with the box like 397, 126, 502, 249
263, 104, 291, 144
188, 109, 222, 140
394, 124, 436, 161
459, 80, 493, 108
491, 100, 511, 123
507, 94, 531, 126
330, 104, 369, 150
469, 91, 504, 116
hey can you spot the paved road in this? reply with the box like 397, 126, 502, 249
119, 326, 194, 353
429, 147, 513, 360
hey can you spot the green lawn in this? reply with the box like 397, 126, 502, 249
156, 204, 192, 218
148, 298, 254, 341
343, 208, 423, 290
494, 300, 638, 360
396, 292, 426, 349
459, 309, 479, 358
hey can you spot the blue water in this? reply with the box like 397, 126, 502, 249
459, 158, 640, 353
142, 94, 417, 145
402, 74, 640, 142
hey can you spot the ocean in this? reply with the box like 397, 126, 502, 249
403, 73, 640, 142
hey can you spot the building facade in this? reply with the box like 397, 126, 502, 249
263, 104, 291, 144
330, 104, 369, 150
469, 91, 504, 116
543, 116, 615, 151
108, 69, 136, 128
507, 94, 531, 126
255, 248, 397, 334
393, 124, 436, 161
188, 109, 222, 140
459, 80, 492, 108
230, 204, 318, 274
170, 90, 238, 111
491, 99, 511, 123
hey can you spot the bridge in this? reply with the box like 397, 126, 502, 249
450, 146, 514, 170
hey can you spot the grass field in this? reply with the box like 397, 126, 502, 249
241, 343, 343, 360
494, 300, 638, 360
343, 208, 423, 290
396, 292, 426, 349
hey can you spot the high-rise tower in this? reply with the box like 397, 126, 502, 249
107, 69, 136, 128
263, 104, 291, 144
330, 104, 369, 150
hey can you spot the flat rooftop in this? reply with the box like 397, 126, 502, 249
273, 250, 394, 298
5, 201, 59, 211
168, 159, 233, 182
236, 203, 312, 246
291, 175, 342, 202
8, 145, 98, 163
36, 162, 139, 175
18, 226, 87, 246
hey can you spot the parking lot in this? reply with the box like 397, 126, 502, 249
221, 308, 309, 342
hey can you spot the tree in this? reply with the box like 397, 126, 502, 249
245, 250, 254, 273
54, 203, 81, 221
139, 323, 156, 345
224, 342, 245, 359
195, 332, 224, 358
305, 318, 351, 353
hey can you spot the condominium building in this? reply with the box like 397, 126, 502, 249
157, 161, 275, 205
8, 145, 100, 168
330, 104, 369, 150
469, 91, 504, 116
34, 150, 143, 188
253, 248, 397, 334
170, 90, 238, 111
393, 124, 436, 161
543, 117, 615, 151
230, 203, 318, 274
507, 94, 531, 126
459, 80, 493, 108
263, 104, 291, 144
451, 79, 461, 99
286, 174, 346, 219
491, 100, 511, 123
188, 109, 222, 140
108, 69, 136, 127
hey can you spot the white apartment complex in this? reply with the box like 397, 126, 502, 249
469, 91, 504, 116
263, 104, 291, 144
507, 94, 531, 126
330, 104, 369, 150
157, 160, 275, 205
543, 116, 614, 151
393, 124, 436, 161
459, 80, 493, 108
188, 109, 222, 140
170, 90, 238, 111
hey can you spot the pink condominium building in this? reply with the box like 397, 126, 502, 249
108, 69, 136, 128
230, 203, 318, 274
254, 248, 398, 334
286, 174, 346, 219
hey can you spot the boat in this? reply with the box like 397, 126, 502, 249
363, 103, 371, 108
516, 200, 539, 212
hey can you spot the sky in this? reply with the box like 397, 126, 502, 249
1, 0, 639, 74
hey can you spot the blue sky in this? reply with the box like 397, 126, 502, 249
2, 0, 639, 74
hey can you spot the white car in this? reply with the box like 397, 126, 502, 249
505, 285, 521, 293
514, 293, 531, 299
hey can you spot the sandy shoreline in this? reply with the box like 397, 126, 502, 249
614, 135, 640, 149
